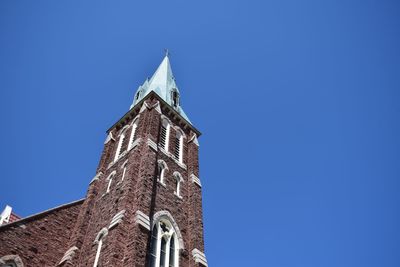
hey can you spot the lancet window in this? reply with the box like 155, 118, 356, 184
149, 219, 179, 267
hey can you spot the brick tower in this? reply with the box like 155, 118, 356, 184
56, 55, 208, 267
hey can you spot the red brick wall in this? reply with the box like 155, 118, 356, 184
0, 200, 83, 266
65, 96, 206, 267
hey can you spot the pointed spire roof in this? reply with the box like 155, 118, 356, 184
130, 55, 191, 123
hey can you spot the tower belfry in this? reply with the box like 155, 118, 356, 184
0, 55, 208, 267
64, 55, 208, 266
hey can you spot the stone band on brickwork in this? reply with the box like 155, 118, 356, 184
134, 210, 150, 230
189, 134, 200, 146
58, 246, 78, 265
192, 249, 208, 267
147, 138, 158, 151
108, 210, 125, 229
152, 210, 185, 249
190, 174, 202, 187
89, 172, 103, 184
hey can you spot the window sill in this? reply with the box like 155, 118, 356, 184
158, 180, 167, 188
159, 147, 187, 170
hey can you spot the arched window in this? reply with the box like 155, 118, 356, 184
93, 228, 108, 267
121, 161, 128, 182
174, 130, 183, 164
136, 89, 142, 101
159, 119, 170, 152
149, 219, 179, 267
173, 172, 183, 198
0, 255, 24, 267
114, 132, 125, 162
128, 119, 139, 150
157, 160, 168, 185
171, 89, 179, 108
106, 171, 116, 193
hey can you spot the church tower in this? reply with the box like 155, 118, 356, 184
58, 55, 208, 267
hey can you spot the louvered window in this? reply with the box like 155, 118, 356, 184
114, 134, 125, 162
174, 137, 180, 160
160, 123, 168, 151
128, 122, 138, 150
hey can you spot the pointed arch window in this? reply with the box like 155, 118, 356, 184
121, 161, 128, 182
128, 119, 139, 150
174, 130, 184, 164
160, 119, 170, 152
173, 172, 183, 198
149, 219, 179, 267
93, 228, 108, 267
114, 133, 125, 162
157, 160, 168, 185
106, 171, 116, 193
171, 90, 179, 108
136, 89, 143, 101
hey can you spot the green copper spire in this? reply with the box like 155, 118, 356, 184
130, 54, 191, 123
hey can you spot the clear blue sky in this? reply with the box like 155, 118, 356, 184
1, 1, 399, 266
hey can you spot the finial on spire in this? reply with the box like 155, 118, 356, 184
164, 48, 170, 57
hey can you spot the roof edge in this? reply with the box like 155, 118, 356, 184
0, 198, 85, 230
107, 91, 201, 136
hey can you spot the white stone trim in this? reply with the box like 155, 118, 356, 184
104, 132, 115, 144
94, 227, 108, 244
192, 249, 208, 267
0, 205, 12, 225
58, 246, 78, 265
152, 210, 184, 250
134, 210, 150, 230
173, 171, 184, 198
190, 174, 202, 187
0, 255, 24, 267
89, 172, 103, 185
139, 101, 162, 114
147, 138, 158, 151
128, 137, 141, 151
159, 146, 187, 170
109, 210, 125, 229
189, 134, 200, 146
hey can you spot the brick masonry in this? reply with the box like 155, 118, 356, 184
0, 92, 207, 267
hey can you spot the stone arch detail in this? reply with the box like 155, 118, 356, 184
94, 227, 108, 244
152, 210, 184, 250
0, 255, 24, 267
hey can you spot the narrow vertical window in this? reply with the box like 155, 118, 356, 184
174, 131, 183, 163
173, 172, 183, 198
148, 219, 179, 267
114, 133, 125, 162
93, 230, 107, 267
160, 237, 167, 267
128, 121, 138, 150
157, 160, 168, 185
106, 173, 115, 193
169, 235, 175, 267
121, 166, 127, 182
159, 120, 170, 152
171, 90, 179, 108
136, 90, 142, 101
149, 225, 158, 267
93, 238, 103, 267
